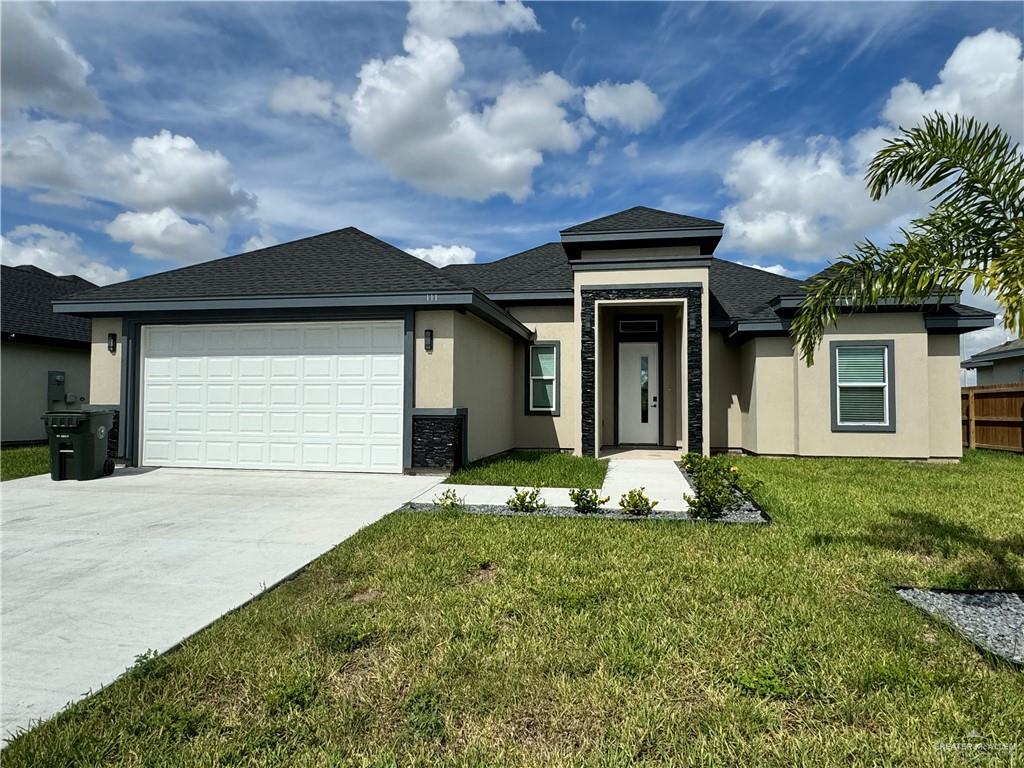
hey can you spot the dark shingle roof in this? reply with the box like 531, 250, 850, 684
444, 242, 571, 293
64, 228, 466, 303
444, 242, 808, 322
964, 337, 1024, 364
707, 260, 804, 322
2, 265, 96, 343
561, 206, 723, 235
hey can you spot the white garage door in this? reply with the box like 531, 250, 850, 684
141, 321, 404, 473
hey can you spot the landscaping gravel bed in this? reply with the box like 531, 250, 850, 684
896, 588, 1024, 665
406, 501, 769, 524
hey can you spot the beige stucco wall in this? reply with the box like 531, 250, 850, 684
452, 311, 515, 462
574, 265, 710, 454
977, 357, 1024, 385
746, 336, 797, 455
89, 317, 122, 405
793, 314, 929, 457
414, 310, 454, 408
509, 304, 577, 449
709, 330, 744, 451
928, 334, 963, 458
711, 314, 962, 459
2, 340, 91, 443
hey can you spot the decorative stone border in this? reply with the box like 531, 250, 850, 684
405, 502, 769, 524
896, 587, 1024, 666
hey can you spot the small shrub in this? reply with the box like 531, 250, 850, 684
568, 487, 609, 514
619, 487, 657, 516
507, 487, 546, 514
681, 453, 742, 520
434, 488, 465, 512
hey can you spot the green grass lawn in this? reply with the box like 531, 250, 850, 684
446, 450, 608, 487
5, 451, 1023, 766
1, 444, 50, 481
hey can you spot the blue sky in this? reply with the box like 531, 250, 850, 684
1, 1, 1021, 357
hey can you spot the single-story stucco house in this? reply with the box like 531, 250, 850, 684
961, 338, 1024, 385
54, 206, 995, 473
2, 265, 96, 445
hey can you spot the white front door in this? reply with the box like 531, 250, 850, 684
618, 342, 659, 444
141, 320, 405, 473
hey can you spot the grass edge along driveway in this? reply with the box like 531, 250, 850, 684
1, 444, 50, 481
5, 450, 1022, 766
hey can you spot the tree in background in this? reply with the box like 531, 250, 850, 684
793, 113, 1023, 363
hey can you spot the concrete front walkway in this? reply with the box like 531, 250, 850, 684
413, 457, 691, 512
1, 467, 440, 740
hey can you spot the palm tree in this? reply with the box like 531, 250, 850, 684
792, 113, 1024, 363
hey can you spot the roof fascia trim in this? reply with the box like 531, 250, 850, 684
561, 227, 723, 243
53, 289, 534, 341
769, 292, 962, 310
570, 258, 712, 272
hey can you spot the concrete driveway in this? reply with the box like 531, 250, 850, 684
1, 467, 440, 740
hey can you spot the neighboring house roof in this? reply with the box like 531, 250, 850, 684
63, 227, 467, 303
961, 337, 1024, 369
1, 265, 96, 344
560, 206, 723, 235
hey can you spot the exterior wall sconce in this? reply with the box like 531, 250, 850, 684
424, 329, 433, 352
107, 333, 118, 354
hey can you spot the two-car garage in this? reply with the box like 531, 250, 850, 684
140, 320, 405, 473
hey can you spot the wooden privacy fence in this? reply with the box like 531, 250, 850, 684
961, 383, 1024, 453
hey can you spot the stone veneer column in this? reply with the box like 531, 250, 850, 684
579, 287, 703, 456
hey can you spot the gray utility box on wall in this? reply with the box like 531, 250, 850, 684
41, 409, 116, 481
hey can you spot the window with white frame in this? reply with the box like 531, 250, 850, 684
528, 343, 558, 414
833, 343, 893, 430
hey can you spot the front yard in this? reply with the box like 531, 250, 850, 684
5, 451, 1022, 765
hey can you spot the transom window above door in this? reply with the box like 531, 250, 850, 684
527, 342, 559, 415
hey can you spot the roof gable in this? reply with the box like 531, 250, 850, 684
1, 265, 96, 343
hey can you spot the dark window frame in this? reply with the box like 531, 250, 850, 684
829, 339, 896, 433
525, 340, 561, 416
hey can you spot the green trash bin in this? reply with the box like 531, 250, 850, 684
41, 410, 116, 481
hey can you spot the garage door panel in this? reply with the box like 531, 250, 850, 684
142, 321, 404, 472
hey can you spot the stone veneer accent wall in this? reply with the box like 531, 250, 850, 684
580, 287, 703, 455
411, 412, 466, 470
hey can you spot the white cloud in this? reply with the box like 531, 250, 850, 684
269, 75, 346, 121
1, 225, 127, 285
882, 29, 1023, 141
738, 261, 795, 277
105, 209, 224, 263
720, 29, 1024, 262
623, 141, 639, 159
3, 124, 257, 219
265, 2, 660, 202
346, 31, 589, 201
583, 81, 664, 133
407, 0, 538, 39
406, 244, 476, 267
571, 16, 586, 34
0, 3, 107, 119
